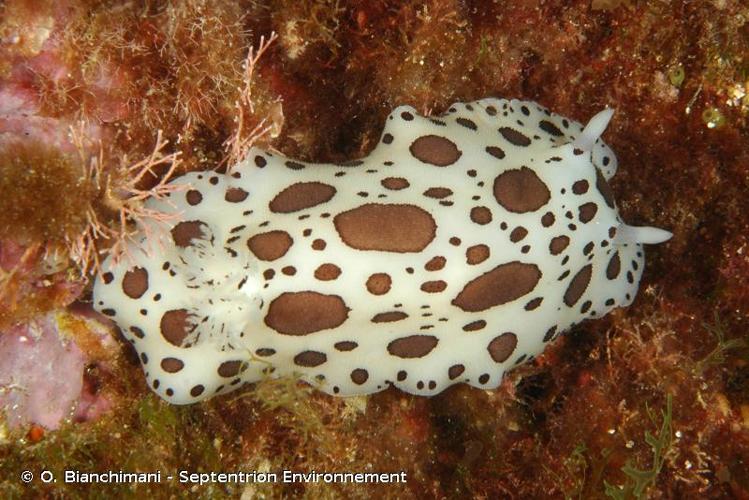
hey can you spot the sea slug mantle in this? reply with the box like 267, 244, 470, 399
93, 98, 672, 404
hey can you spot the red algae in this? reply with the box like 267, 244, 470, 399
1, 0, 749, 498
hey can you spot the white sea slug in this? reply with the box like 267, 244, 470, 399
93, 98, 672, 404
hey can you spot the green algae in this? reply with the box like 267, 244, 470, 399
694, 313, 748, 376
701, 106, 726, 129
667, 64, 685, 87
604, 395, 674, 500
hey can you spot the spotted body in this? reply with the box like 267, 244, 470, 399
93, 98, 671, 404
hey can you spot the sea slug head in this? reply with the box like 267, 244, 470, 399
538, 106, 671, 312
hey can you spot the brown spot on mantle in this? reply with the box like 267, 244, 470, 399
409, 135, 462, 166
269, 182, 336, 213
247, 230, 293, 261
265, 292, 349, 335
334, 204, 436, 252
493, 167, 550, 213
564, 265, 592, 306
488, 332, 517, 363
387, 335, 439, 358
122, 267, 148, 299
452, 261, 541, 312
160, 309, 195, 347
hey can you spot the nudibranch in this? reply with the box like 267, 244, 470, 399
93, 98, 671, 404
